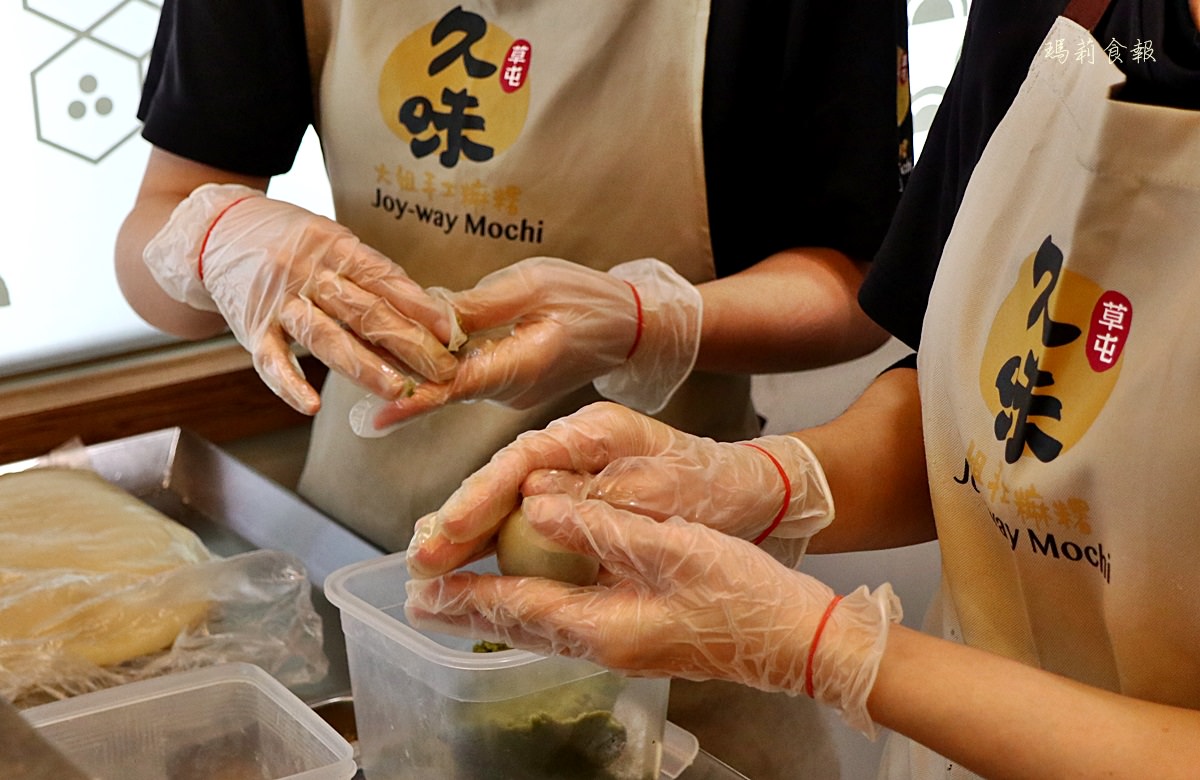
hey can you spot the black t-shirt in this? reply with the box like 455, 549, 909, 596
860, 0, 1200, 350
139, 0, 907, 278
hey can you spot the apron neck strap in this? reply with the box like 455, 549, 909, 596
1062, 0, 1114, 30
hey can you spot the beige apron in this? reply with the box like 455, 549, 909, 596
297, 0, 758, 550
881, 6, 1200, 779
297, 5, 819, 778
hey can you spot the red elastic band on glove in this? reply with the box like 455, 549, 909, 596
740, 442, 790, 545
622, 280, 644, 360
197, 195, 254, 281
805, 594, 843, 698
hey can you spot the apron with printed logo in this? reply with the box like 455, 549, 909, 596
296, 5, 821, 777
881, 1, 1200, 777
296, 1, 758, 550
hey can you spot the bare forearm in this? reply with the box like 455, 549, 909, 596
115, 194, 227, 339
114, 147, 266, 339
871, 626, 1200, 779
799, 366, 934, 552
695, 249, 890, 374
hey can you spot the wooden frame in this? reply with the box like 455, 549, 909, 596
0, 337, 326, 464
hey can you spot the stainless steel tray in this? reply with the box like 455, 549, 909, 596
0, 427, 383, 705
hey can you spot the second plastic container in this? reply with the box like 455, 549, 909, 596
325, 553, 670, 780
22, 662, 356, 780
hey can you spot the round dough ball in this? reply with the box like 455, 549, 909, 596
496, 505, 599, 586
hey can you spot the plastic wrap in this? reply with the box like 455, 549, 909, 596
0, 465, 327, 708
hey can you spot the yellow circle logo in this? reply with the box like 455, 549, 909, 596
979, 236, 1129, 464
378, 7, 531, 168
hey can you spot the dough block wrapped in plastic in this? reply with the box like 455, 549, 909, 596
0, 467, 327, 707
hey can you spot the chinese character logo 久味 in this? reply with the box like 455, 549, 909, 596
379, 7, 532, 168
978, 236, 1130, 465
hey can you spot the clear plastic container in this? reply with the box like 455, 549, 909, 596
22, 662, 356, 780
325, 553, 670, 780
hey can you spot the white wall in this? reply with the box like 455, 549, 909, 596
0, 1, 331, 378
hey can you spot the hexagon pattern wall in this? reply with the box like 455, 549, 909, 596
26, 0, 162, 164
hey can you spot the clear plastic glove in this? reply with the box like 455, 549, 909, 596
405, 494, 900, 736
406, 401, 834, 577
349, 256, 700, 437
143, 183, 462, 414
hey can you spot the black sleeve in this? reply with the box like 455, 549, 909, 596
703, 0, 907, 276
859, 0, 1068, 349
1103, 0, 1200, 109
138, 0, 314, 177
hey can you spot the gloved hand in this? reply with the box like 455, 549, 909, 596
348, 256, 701, 437
405, 494, 900, 737
143, 183, 463, 414
406, 401, 834, 577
